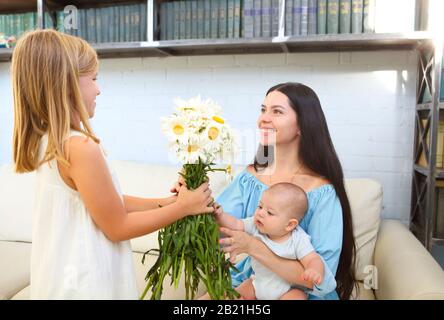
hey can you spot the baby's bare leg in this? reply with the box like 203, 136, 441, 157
235, 278, 256, 300
280, 288, 307, 300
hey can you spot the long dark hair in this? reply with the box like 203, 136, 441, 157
254, 82, 357, 300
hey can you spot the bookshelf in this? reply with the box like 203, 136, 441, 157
410, 38, 444, 251
0, 31, 434, 62
0, 0, 431, 61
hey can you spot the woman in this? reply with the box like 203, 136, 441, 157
217, 83, 356, 300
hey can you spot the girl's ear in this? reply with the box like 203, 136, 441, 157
286, 218, 299, 231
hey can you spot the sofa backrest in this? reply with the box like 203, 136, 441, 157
0, 160, 382, 281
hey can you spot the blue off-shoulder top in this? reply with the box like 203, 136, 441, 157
216, 170, 342, 300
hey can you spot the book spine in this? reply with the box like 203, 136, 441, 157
139, 3, 146, 41
204, 0, 211, 38
219, 0, 227, 38
244, 0, 254, 38
307, 0, 317, 35
339, 0, 351, 34
271, 0, 279, 37
136, 4, 142, 41
285, 0, 293, 36
253, 0, 262, 37
88, 8, 97, 42
197, 0, 204, 39
211, 0, 219, 38
179, 1, 186, 39
185, 0, 191, 39
293, 0, 301, 36
327, 0, 339, 34
108, 6, 115, 41
160, 2, 167, 40
228, 0, 235, 38
81, 9, 88, 39
363, 0, 375, 33
191, 1, 198, 39
317, 0, 327, 34
103, 7, 110, 42
166, 2, 174, 40
300, 0, 308, 36
234, 0, 241, 38
96, 8, 102, 43
173, 2, 180, 40
262, 0, 271, 37
351, 0, 363, 33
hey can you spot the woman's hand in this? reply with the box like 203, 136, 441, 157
219, 227, 260, 263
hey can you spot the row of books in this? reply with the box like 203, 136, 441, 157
59, 3, 148, 43
0, 3, 147, 43
0, 0, 415, 42
159, 0, 377, 40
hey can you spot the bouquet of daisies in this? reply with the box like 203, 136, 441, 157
141, 96, 239, 300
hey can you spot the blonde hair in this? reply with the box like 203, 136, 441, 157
12, 29, 100, 173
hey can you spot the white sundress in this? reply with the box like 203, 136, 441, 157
30, 130, 138, 299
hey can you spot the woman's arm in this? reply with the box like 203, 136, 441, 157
123, 194, 177, 212
220, 227, 313, 289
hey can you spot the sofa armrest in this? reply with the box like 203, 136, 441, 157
374, 219, 444, 300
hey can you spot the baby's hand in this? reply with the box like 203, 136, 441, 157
213, 202, 223, 218
302, 268, 323, 286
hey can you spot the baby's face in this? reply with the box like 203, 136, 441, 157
253, 191, 294, 237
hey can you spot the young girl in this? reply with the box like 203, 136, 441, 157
11, 29, 214, 299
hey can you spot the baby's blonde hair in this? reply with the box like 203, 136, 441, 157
267, 182, 308, 221
12, 29, 99, 173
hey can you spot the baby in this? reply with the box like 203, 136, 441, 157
215, 182, 324, 300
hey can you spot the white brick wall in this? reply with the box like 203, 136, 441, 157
0, 50, 418, 223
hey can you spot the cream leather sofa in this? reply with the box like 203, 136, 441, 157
1, 160, 444, 300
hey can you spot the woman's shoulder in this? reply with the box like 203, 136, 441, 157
294, 171, 331, 193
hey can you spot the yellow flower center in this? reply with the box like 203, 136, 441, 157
173, 125, 184, 135
208, 127, 219, 140
187, 145, 199, 153
212, 116, 225, 124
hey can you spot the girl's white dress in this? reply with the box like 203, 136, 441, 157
30, 131, 138, 299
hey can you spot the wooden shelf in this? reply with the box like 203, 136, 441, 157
417, 103, 432, 111
0, 32, 434, 62
414, 164, 444, 179
431, 238, 444, 246
156, 32, 431, 56
414, 164, 429, 177
0, 0, 36, 14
